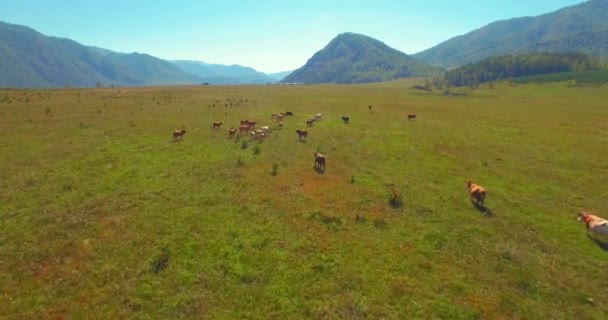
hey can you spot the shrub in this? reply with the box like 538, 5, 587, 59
388, 190, 403, 208
150, 247, 169, 273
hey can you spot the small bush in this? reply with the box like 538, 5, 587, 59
388, 190, 403, 208
241, 141, 249, 150
271, 163, 279, 176
253, 146, 261, 155
150, 247, 169, 273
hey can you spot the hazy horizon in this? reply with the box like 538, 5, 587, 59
2, 0, 585, 73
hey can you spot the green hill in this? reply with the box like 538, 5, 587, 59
0, 21, 201, 87
414, 0, 608, 68
441, 52, 607, 87
282, 33, 441, 84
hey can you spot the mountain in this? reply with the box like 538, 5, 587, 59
282, 33, 441, 84
171, 60, 277, 84
414, 0, 608, 68
0, 21, 201, 88
267, 70, 294, 81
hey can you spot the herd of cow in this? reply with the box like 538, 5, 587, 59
171, 109, 607, 244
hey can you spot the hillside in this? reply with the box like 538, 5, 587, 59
414, 0, 608, 67
0, 21, 201, 87
171, 60, 277, 84
282, 33, 441, 84
441, 52, 606, 86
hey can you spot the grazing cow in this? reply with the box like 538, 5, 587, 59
239, 125, 250, 135
315, 113, 322, 121
314, 152, 326, 170
276, 114, 284, 122
467, 180, 487, 206
306, 118, 315, 127
408, 114, 417, 121
295, 129, 307, 141
578, 212, 608, 238
213, 121, 223, 129
342, 115, 350, 124
228, 127, 237, 138
240, 120, 250, 126
260, 126, 270, 134
270, 113, 277, 119
172, 129, 186, 141
247, 121, 257, 129
278, 121, 284, 128
285, 111, 294, 116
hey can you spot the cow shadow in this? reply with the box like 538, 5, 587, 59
472, 202, 493, 217
587, 234, 608, 251
298, 139, 307, 144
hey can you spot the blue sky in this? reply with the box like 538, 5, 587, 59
2, 0, 585, 73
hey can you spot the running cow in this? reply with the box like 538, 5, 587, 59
314, 152, 326, 171
466, 180, 486, 206
296, 129, 307, 141
172, 129, 186, 142
228, 127, 237, 138
578, 212, 608, 239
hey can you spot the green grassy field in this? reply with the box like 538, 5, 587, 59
1, 80, 607, 319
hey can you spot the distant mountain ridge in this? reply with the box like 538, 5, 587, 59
282, 33, 441, 84
170, 60, 277, 84
268, 70, 294, 81
3, 0, 608, 88
414, 0, 608, 67
0, 21, 286, 88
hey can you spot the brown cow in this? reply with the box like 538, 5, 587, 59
578, 212, 608, 238
306, 119, 314, 127
408, 114, 417, 120
466, 180, 486, 206
213, 121, 223, 129
172, 129, 186, 141
296, 129, 307, 141
228, 127, 237, 138
239, 125, 250, 135
314, 152, 326, 170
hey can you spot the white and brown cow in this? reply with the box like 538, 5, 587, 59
578, 212, 608, 238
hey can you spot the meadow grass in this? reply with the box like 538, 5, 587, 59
1, 80, 607, 319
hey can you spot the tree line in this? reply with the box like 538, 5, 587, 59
437, 52, 607, 87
